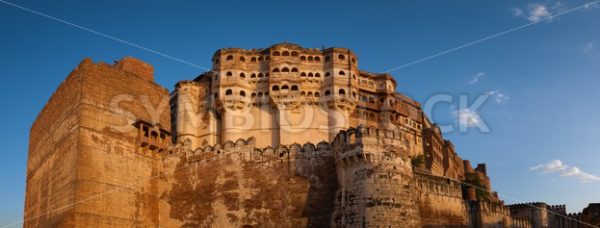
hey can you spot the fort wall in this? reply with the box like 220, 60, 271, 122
25, 44, 599, 228
158, 139, 337, 227
24, 57, 171, 227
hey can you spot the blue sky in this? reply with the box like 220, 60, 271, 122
1, 0, 599, 224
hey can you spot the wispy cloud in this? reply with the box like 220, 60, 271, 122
583, 42, 594, 53
512, 7, 524, 16
485, 90, 510, 104
530, 160, 600, 183
513, 3, 562, 22
527, 4, 552, 21
453, 108, 483, 129
467, 72, 485, 85
584, 1, 599, 9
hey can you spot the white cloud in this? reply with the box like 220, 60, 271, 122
583, 42, 594, 53
467, 72, 485, 85
485, 90, 510, 104
453, 108, 483, 129
530, 160, 600, 183
512, 7, 524, 17
584, 2, 599, 9
527, 4, 552, 22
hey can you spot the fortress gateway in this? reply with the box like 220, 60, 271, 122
24, 43, 598, 227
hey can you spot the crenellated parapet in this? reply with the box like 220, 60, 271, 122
163, 136, 335, 166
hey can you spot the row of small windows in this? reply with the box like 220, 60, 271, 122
300, 56, 321, 62
250, 92, 270, 98
272, 67, 299, 73
224, 72, 270, 78
300, 91, 321, 97
272, 51, 300, 57
301, 72, 322, 77
220, 70, 349, 79
220, 53, 355, 64
222, 55, 272, 63
271, 85, 299, 91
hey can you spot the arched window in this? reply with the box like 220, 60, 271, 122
225, 89, 233, 95
369, 97, 375, 103
251, 57, 257, 62
368, 81, 374, 87
314, 92, 320, 97
272, 85, 279, 91
265, 73, 270, 77
291, 85, 298, 91
258, 92, 263, 97
379, 97, 385, 103
308, 56, 313, 61
339, 89, 346, 95
361, 80, 367, 85
307, 92, 313, 97
361, 95, 368, 102
264, 92, 269, 96
251, 73, 256, 78
339, 71, 346, 75
325, 90, 331, 96
258, 73, 264, 78
226, 55, 233, 60
325, 72, 331, 77
308, 73, 313, 77
239, 73, 246, 78
300, 56, 306, 61
315, 73, 321, 77
240, 91, 246, 97
291, 51, 299, 57
352, 91, 357, 98
314, 56, 321, 62
338, 54, 345, 60
273, 51, 281, 56
352, 74, 356, 79
300, 72, 307, 77
281, 85, 289, 90
226, 71, 233, 76
352, 58, 356, 64
272, 68, 280, 72
282, 67, 290, 72
240, 56, 246, 62
258, 56, 264, 61
251, 93, 256, 98
301, 91, 306, 96
282, 51, 290, 56
265, 56, 270, 61
325, 56, 330, 62
291, 67, 298, 72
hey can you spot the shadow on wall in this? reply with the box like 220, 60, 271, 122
163, 142, 337, 227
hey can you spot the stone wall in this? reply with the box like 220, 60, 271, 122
158, 139, 337, 227
24, 59, 85, 227
413, 172, 469, 227
24, 57, 171, 227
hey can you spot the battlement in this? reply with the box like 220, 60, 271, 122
508, 202, 550, 210
113, 57, 154, 81
165, 137, 334, 164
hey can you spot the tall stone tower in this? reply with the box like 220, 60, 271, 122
24, 57, 171, 227
332, 127, 421, 227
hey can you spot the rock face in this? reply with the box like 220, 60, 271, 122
24, 44, 595, 228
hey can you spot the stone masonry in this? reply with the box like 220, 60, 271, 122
24, 43, 598, 227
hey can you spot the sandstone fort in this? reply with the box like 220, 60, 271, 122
24, 43, 600, 227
